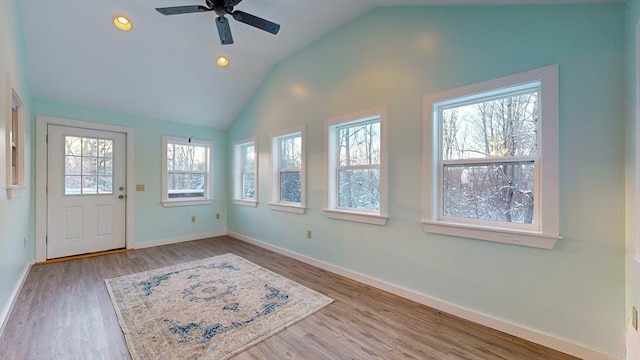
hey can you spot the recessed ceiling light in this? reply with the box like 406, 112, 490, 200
113, 16, 132, 31
216, 56, 229, 68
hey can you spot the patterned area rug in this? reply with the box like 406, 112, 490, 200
105, 253, 334, 360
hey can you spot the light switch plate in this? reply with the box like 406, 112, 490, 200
136, 184, 145, 191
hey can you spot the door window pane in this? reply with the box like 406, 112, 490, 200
65, 156, 81, 175
65, 136, 82, 156
82, 176, 98, 194
82, 138, 98, 157
82, 157, 98, 175
65, 176, 82, 195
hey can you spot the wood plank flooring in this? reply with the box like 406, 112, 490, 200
0, 236, 578, 360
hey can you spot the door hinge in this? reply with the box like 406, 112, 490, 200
45, 236, 48, 244
46, 135, 48, 143
46, 185, 48, 194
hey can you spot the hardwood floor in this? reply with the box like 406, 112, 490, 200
0, 236, 578, 360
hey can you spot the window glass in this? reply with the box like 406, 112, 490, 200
422, 65, 560, 248
441, 91, 538, 161
338, 122, 380, 167
439, 89, 539, 224
233, 138, 257, 205
64, 136, 113, 195
280, 136, 301, 169
161, 136, 212, 205
270, 131, 305, 212
324, 106, 388, 225
442, 162, 534, 223
166, 142, 209, 199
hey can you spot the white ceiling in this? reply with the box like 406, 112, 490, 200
18, 0, 621, 129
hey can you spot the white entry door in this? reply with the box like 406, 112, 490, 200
47, 125, 127, 259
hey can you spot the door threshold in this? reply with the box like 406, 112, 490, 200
36, 248, 133, 265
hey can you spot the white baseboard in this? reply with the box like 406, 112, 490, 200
0, 259, 35, 338
134, 231, 227, 249
229, 231, 623, 360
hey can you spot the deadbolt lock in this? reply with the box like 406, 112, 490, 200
119, 195, 125, 199
119, 187, 125, 191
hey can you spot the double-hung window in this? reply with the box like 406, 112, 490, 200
423, 65, 560, 249
325, 106, 388, 225
233, 137, 258, 206
269, 128, 305, 213
6, 85, 25, 199
161, 136, 213, 206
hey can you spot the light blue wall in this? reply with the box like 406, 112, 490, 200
34, 99, 228, 245
228, 4, 626, 356
0, 0, 34, 327
625, 0, 640, 357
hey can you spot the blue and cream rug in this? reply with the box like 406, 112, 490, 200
105, 253, 334, 360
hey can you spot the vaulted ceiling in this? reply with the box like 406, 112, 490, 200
17, 0, 621, 128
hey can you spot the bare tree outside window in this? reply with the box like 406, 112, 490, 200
440, 90, 539, 224
337, 120, 381, 211
279, 135, 302, 203
241, 143, 256, 199
167, 142, 208, 198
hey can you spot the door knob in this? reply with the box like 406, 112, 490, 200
119, 195, 125, 199
119, 187, 125, 191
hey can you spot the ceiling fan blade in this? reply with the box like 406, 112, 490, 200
155, 5, 212, 15
231, 10, 280, 35
216, 16, 234, 45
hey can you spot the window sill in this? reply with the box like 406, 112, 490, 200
324, 209, 388, 225
268, 202, 306, 214
161, 199, 213, 207
234, 199, 258, 207
421, 220, 560, 249
7, 186, 26, 199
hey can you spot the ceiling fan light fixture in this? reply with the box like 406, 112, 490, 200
216, 56, 230, 67
113, 16, 132, 31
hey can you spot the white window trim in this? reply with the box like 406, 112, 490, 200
161, 135, 213, 207
269, 126, 306, 214
6, 75, 26, 199
422, 65, 561, 249
233, 136, 258, 207
324, 105, 388, 225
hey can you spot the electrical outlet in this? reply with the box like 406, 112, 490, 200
23, 238, 26, 248
633, 306, 638, 331
216, 213, 220, 220
307, 230, 312, 239
191, 216, 196, 223
136, 184, 145, 191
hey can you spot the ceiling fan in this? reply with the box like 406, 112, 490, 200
155, 0, 280, 45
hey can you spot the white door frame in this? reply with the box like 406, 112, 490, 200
630, 19, 640, 360
35, 115, 135, 262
